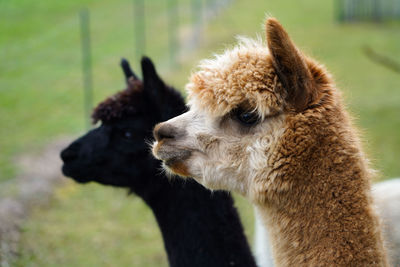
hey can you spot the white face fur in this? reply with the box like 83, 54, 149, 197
152, 105, 286, 198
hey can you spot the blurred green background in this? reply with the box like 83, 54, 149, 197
1, 0, 399, 266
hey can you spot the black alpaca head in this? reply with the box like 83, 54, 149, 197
60, 57, 186, 196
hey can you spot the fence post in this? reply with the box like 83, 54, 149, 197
206, 0, 215, 16
79, 8, 93, 130
168, 0, 179, 67
191, 0, 202, 45
372, 0, 382, 22
335, 0, 345, 22
133, 0, 146, 60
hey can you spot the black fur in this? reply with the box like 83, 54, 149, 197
60, 57, 257, 267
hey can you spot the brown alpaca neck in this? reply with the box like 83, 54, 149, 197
257, 159, 387, 266
253, 108, 388, 266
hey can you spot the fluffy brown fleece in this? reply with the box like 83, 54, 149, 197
187, 37, 285, 119
92, 78, 143, 124
156, 18, 389, 266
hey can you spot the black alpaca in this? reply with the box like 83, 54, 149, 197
61, 57, 257, 267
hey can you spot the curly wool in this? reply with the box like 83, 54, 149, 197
187, 38, 286, 119
92, 78, 143, 124
186, 38, 335, 120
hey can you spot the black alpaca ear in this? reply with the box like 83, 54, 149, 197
266, 18, 318, 111
120, 58, 139, 84
141, 56, 165, 98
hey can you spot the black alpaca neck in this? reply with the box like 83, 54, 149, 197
145, 177, 256, 267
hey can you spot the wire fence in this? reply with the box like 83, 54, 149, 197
336, 0, 400, 22
0, 2, 232, 263
0, 0, 233, 183
80, 0, 232, 129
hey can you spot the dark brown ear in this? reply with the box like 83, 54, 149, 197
266, 18, 317, 111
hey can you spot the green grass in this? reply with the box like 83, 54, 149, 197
15, 182, 169, 267
15, 182, 254, 267
5, 0, 400, 266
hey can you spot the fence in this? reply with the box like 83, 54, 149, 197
0, 0, 233, 183
80, 0, 232, 129
336, 0, 400, 21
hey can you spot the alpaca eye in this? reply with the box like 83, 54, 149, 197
123, 131, 133, 139
235, 110, 259, 125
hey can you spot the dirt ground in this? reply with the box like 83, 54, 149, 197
0, 138, 70, 266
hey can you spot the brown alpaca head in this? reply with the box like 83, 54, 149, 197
153, 18, 388, 266
152, 18, 332, 198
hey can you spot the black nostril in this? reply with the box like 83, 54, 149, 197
153, 123, 176, 141
60, 143, 80, 162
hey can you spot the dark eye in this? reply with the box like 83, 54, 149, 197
235, 109, 259, 126
123, 130, 134, 139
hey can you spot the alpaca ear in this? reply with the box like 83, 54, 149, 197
120, 58, 139, 84
266, 18, 317, 111
141, 56, 165, 99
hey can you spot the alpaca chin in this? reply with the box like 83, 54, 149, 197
164, 160, 191, 177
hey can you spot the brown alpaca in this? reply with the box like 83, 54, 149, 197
152, 18, 389, 266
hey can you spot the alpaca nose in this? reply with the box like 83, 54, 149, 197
60, 142, 80, 162
153, 123, 177, 141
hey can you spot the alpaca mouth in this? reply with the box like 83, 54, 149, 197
152, 141, 192, 176
153, 142, 192, 162
62, 163, 91, 184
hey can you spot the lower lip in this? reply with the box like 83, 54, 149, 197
165, 158, 178, 167
164, 159, 190, 177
